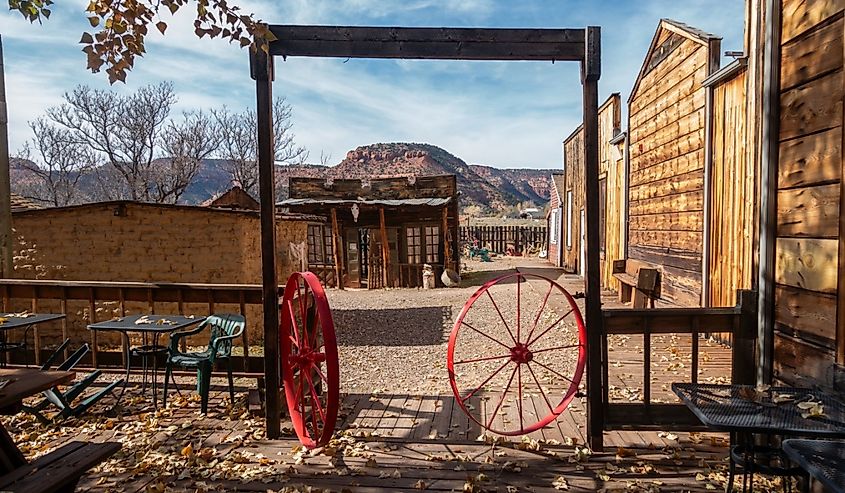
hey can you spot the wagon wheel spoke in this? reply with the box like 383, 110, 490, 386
313, 363, 329, 386
517, 365, 524, 432
530, 344, 580, 355
286, 301, 302, 350
486, 364, 519, 430
525, 282, 553, 344
485, 290, 518, 345
526, 308, 574, 347
526, 362, 556, 415
296, 283, 308, 346
462, 358, 512, 403
289, 335, 300, 349
304, 370, 327, 424
529, 360, 574, 385
454, 354, 511, 365
460, 320, 511, 351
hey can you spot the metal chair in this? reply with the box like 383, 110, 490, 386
22, 339, 124, 423
162, 314, 245, 414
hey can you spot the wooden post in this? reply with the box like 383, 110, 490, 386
330, 208, 343, 289
582, 26, 604, 452
441, 206, 451, 268
379, 208, 390, 287
732, 289, 758, 385
756, 0, 780, 385
0, 36, 13, 279
251, 47, 281, 439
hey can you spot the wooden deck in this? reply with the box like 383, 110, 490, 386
26, 385, 732, 493
1, 331, 743, 493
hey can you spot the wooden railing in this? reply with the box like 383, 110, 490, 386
0, 279, 265, 376
594, 290, 757, 436
459, 225, 546, 254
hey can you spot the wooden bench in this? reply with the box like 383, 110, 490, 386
0, 436, 120, 493
612, 259, 660, 308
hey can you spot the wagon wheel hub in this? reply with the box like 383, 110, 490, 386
510, 343, 533, 364
290, 350, 326, 369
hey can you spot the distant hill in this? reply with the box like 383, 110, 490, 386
11, 143, 552, 213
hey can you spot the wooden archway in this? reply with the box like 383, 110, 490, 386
251, 24, 604, 449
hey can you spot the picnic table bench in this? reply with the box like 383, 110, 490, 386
0, 368, 120, 492
612, 259, 659, 308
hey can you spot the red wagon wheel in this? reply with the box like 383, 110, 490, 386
280, 271, 340, 449
447, 272, 586, 436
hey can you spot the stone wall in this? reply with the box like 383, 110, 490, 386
9, 202, 310, 345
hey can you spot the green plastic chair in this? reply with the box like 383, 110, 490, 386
163, 314, 245, 414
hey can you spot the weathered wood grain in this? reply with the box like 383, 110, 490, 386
629, 170, 704, 202
629, 190, 703, 216
775, 237, 838, 293
778, 127, 843, 188
629, 230, 703, 253
781, 0, 844, 44
629, 150, 704, 187
779, 70, 843, 141
631, 129, 705, 168
774, 284, 838, 342
777, 183, 840, 238
630, 90, 705, 137
629, 211, 703, 232
780, 16, 844, 90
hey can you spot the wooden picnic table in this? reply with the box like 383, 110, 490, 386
0, 368, 121, 492
0, 368, 75, 412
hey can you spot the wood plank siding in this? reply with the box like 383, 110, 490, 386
559, 94, 625, 292
627, 20, 721, 306
773, 0, 845, 388
709, 69, 757, 307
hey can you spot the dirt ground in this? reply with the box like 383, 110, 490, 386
327, 256, 584, 397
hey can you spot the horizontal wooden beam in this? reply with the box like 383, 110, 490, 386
268, 25, 585, 61
605, 403, 706, 430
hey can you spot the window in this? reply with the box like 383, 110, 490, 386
406, 227, 422, 264
598, 177, 607, 254
307, 224, 334, 264
566, 190, 573, 249
307, 225, 321, 264
425, 226, 440, 263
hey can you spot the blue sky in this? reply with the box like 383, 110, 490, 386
1, 0, 744, 169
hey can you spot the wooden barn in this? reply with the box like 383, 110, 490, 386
278, 175, 460, 289
546, 174, 566, 267
554, 93, 627, 292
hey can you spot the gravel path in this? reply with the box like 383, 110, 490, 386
326, 257, 586, 399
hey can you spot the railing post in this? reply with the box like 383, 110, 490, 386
731, 289, 758, 385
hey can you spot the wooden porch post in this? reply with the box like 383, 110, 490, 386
581, 26, 604, 452
250, 47, 280, 439
330, 208, 343, 290
442, 206, 451, 269
379, 208, 390, 287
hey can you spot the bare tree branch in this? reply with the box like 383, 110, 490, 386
213, 97, 306, 197
14, 118, 97, 207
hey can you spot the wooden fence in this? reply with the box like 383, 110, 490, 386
594, 290, 757, 440
0, 279, 265, 376
459, 225, 546, 254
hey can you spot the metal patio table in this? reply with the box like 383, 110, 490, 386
88, 314, 205, 408
0, 313, 65, 366
782, 439, 845, 493
672, 383, 845, 493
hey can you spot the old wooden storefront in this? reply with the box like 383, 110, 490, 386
557, 94, 626, 292
279, 175, 460, 289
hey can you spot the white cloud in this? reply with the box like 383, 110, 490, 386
1, 0, 745, 168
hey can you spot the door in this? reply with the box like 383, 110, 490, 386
345, 228, 361, 287
579, 209, 586, 276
